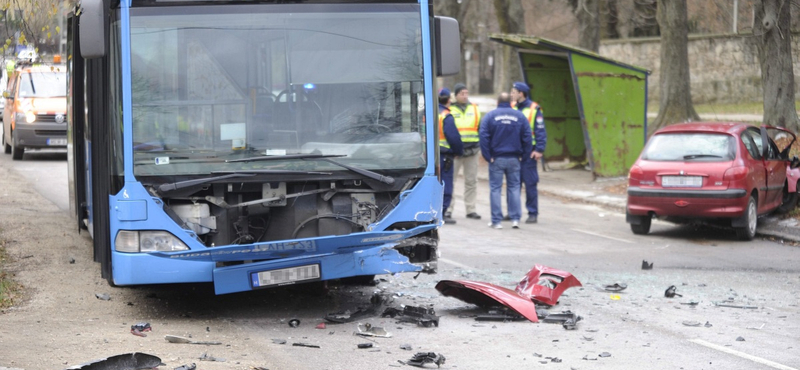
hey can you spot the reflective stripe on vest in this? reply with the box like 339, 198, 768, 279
521, 102, 540, 146
450, 104, 480, 143
439, 108, 451, 149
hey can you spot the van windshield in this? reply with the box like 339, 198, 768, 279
18, 71, 67, 98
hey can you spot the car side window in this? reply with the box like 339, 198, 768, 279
741, 130, 761, 160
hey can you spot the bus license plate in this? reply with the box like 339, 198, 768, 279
662, 176, 702, 187
47, 138, 67, 146
251, 264, 321, 288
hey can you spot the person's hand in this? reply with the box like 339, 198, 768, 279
531, 151, 543, 160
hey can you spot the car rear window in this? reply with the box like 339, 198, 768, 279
641, 133, 735, 161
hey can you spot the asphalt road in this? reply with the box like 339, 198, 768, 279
1, 153, 799, 369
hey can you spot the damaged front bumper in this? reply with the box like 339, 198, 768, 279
435, 265, 582, 323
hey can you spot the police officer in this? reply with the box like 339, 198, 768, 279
479, 92, 532, 229
446, 83, 482, 220
511, 81, 547, 224
438, 87, 464, 225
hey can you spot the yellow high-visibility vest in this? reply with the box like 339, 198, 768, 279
449, 103, 480, 143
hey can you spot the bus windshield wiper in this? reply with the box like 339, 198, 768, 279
683, 154, 723, 160
211, 169, 333, 175
227, 154, 395, 185
157, 173, 256, 193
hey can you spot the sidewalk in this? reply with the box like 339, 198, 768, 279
460, 159, 800, 243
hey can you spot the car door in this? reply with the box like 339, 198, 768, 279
760, 126, 793, 211
743, 128, 769, 212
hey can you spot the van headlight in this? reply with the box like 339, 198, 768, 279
25, 111, 36, 123
115, 230, 190, 253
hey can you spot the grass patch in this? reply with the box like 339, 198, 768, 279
0, 238, 22, 310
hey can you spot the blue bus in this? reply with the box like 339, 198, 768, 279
67, 0, 459, 294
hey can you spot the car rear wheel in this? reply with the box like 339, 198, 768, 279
735, 196, 757, 241
630, 216, 651, 235
10, 129, 24, 160
1, 123, 10, 154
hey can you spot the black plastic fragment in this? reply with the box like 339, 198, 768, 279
642, 260, 653, 270
292, 342, 321, 348
664, 285, 682, 298
358, 343, 373, 349
382, 305, 439, 327
541, 310, 582, 330
603, 283, 627, 292
288, 319, 300, 327
64, 353, 163, 370
406, 352, 446, 368
474, 309, 525, 322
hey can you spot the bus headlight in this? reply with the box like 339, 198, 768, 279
115, 230, 190, 252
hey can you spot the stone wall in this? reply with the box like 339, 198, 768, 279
599, 33, 800, 104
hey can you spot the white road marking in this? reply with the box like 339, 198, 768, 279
570, 228, 634, 244
689, 339, 798, 370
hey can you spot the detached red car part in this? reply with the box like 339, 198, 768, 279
626, 122, 800, 241
435, 265, 582, 323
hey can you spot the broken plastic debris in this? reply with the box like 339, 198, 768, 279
199, 353, 226, 362
714, 302, 757, 309
288, 319, 301, 327
475, 308, 526, 322
95, 293, 111, 301
405, 352, 446, 368
357, 343, 374, 349
325, 293, 388, 323
381, 305, 439, 327
642, 260, 654, 270
271, 339, 287, 345
704, 321, 713, 328
435, 264, 582, 323
603, 283, 627, 292
165, 335, 221, 345
598, 352, 612, 358
680, 301, 699, 306
664, 285, 682, 298
682, 321, 701, 327
292, 342, 321, 348
173, 364, 196, 370
64, 353, 163, 370
610, 294, 621, 300
400, 344, 413, 351
130, 322, 151, 337
356, 323, 391, 338
736, 336, 746, 342
541, 311, 582, 330
315, 322, 326, 329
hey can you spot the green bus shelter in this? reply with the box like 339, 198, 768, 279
491, 34, 650, 178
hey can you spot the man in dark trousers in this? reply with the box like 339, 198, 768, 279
511, 81, 547, 224
479, 92, 532, 229
438, 87, 463, 225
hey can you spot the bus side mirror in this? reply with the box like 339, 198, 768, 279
434, 16, 460, 77
79, 0, 107, 59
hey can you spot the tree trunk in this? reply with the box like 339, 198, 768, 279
754, 0, 799, 132
576, 0, 600, 52
649, 0, 699, 135
602, 0, 621, 39
493, 0, 524, 93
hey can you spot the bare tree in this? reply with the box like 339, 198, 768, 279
649, 0, 699, 134
630, 0, 659, 37
433, 0, 471, 85
574, 0, 600, 51
602, 0, 621, 39
754, 0, 798, 131
492, 0, 525, 92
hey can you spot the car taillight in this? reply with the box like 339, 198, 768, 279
628, 165, 643, 182
723, 166, 748, 181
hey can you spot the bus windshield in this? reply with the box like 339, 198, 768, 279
129, 3, 426, 177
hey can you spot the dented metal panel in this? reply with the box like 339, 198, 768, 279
571, 54, 647, 177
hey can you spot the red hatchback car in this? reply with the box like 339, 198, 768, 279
626, 122, 799, 240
